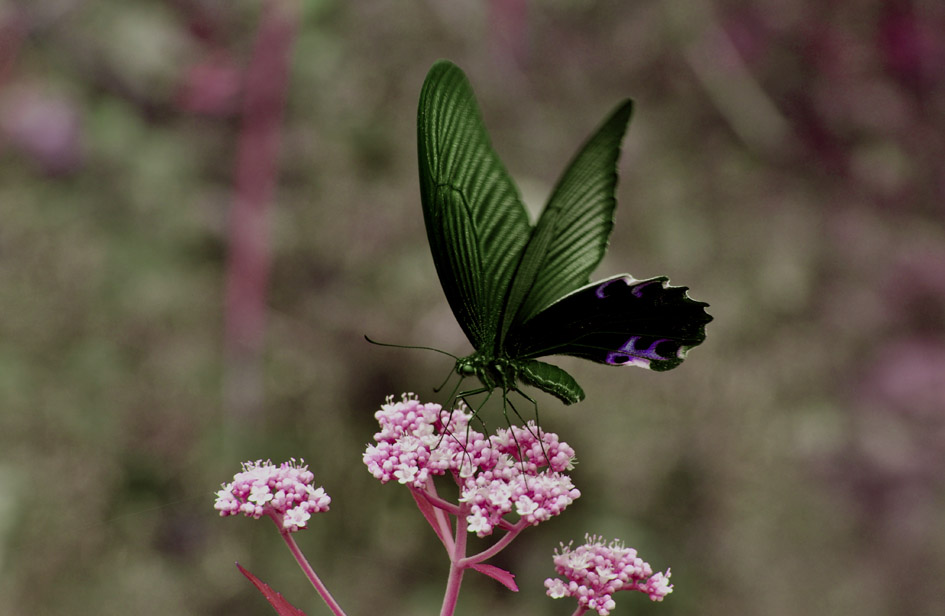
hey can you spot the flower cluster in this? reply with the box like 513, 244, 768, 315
460, 422, 579, 536
544, 535, 673, 615
362, 394, 580, 536
363, 394, 488, 487
214, 459, 331, 532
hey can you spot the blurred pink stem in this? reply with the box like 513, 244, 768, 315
489, 0, 529, 67
223, 0, 298, 420
0, 10, 27, 89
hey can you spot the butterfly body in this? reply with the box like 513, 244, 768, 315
455, 353, 584, 404
454, 353, 512, 392
418, 61, 712, 407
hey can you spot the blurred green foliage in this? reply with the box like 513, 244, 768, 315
2, 1, 944, 615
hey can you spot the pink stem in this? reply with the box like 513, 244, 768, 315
488, 0, 529, 67
278, 526, 346, 616
409, 483, 455, 553
493, 516, 519, 532
416, 485, 463, 517
458, 519, 528, 567
439, 503, 470, 616
0, 9, 27, 90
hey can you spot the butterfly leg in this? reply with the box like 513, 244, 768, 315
500, 388, 527, 465
455, 385, 494, 429
440, 375, 489, 431
499, 389, 551, 480
438, 383, 493, 461
509, 386, 551, 465
433, 363, 459, 394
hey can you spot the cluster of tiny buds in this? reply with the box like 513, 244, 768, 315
363, 393, 581, 536
214, 459, 331, 533
544, 534, 673, 615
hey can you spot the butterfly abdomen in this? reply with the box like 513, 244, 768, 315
517, 360, 585, 405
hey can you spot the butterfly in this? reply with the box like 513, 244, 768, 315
417, 60, 712, 406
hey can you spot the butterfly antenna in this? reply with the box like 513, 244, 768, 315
363, 335, 461, 361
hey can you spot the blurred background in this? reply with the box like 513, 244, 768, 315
2, 0, 944, 614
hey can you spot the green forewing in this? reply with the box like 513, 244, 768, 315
417, 61, 532, 351
501, 100, 635, 339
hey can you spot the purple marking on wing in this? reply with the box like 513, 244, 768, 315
605, 336, 670, 366
630, 279, 661, 298
595, 276, 632, 299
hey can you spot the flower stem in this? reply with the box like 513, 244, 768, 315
439, 504, 470, 616
279, 526, 346, 616
410, 482, 455, 552
418, 485, 463, 517
460, 519, 528, 567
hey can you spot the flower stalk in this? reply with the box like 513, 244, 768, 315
277, 521, 346, 616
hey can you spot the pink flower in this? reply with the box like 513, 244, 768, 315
214, 459, 331, 532
458, 422, 580, 536
544, 534, 673, 615
362, 394, 490, 488
363, 394, 580, 537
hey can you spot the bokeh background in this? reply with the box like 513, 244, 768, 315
2, 1, 944, 614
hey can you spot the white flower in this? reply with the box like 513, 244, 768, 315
284, 506, 311, 530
